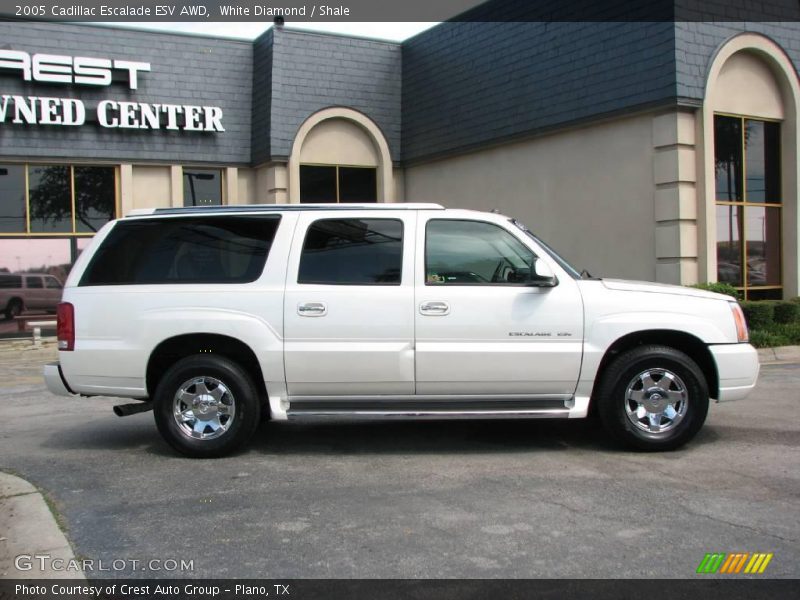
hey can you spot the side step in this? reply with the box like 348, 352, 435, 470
286, 397, 571, 421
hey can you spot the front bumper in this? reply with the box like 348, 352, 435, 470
709, 343, 760, 402
44, 362, 76, 397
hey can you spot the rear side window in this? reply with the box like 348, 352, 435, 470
0, 275, 22, 288
26, 276, 43, 288
80, 216, 280, 286
298, 218, 402, 285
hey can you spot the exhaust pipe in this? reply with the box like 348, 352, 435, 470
113, 401, 154, 417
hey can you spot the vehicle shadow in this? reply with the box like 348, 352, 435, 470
40, 412, 771, 459
247, 418, 618, 456
42, 412, 619, 458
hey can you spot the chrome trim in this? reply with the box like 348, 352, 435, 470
287, 408, 571, 421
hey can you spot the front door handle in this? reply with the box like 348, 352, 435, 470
419, 301, 450, 316
298, 302, 327, 317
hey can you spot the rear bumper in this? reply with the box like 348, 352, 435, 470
44, 362, 76, 397
709, 343, 760, 402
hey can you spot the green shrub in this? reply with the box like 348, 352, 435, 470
791, 297, 800, 305
768, 322, 800, 344
740, 301, 774, 330
690, 282, 741, 299
749, 329, 788, 348
772, 301, 800, 324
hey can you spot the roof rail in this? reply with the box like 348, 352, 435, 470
134, 203, 445, 217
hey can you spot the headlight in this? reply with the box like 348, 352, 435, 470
730, 301, 749, 343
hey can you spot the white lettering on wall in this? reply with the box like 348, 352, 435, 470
0, 50, 150, 90
0, 49, 224, 133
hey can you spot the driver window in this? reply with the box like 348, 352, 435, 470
425, 219, 536, 285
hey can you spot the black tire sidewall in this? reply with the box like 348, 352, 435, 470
5, 300, 22, 320
598, 346, 709, 451
153, 355, 261, 458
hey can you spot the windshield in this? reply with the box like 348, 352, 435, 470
509, 219, 584, 280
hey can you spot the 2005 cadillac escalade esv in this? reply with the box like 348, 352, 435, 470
44, 204, 759, 457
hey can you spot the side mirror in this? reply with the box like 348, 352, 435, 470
528, 258, 558, 287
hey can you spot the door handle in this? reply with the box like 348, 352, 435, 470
419, 301, 450, 316
297, 302, 327, 317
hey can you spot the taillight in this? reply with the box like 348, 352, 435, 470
730, 302, 749, 343
57, 302, 75, 351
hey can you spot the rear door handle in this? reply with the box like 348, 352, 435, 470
419, 301, 450, 316
297, 302, 327, 317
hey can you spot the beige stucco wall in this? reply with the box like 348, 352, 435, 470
237, 168, 258, 204
131, 165, 171, 209
404, 113, 658, 281
714, 51, 785, 119
298, 118, 379, 166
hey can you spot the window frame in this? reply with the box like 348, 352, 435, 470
713, 113, 783, 299
424, 218, 540, 287
299, 163, 378, 204
0, 162, 120, 238
297, 217, 404, 286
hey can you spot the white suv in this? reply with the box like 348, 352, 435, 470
44, 204, 759, 457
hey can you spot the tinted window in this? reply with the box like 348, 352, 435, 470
0, 275, 22, 288
183, 169, 223, 207
26, 276, 43, 288
298, 219, 402, 285
45, 277, 62, 289
80, 216, 280, 286
426, 220, 536, 285
0, 164, 27, 233
339, 168, 377, 203
29, 165, 71, 233
75, 167, 116, 233
300, 166, 337, 203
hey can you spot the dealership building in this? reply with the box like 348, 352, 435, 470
1, 1, 799, 299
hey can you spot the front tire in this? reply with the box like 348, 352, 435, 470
596, 345, 709, 451
153, 355, 261, 458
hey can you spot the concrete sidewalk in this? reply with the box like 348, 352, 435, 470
0, 471, 84, 579
757, 345, 800, 364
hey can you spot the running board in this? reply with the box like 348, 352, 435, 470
286, 396, 571, 421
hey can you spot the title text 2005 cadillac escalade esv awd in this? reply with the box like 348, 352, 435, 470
44, 204, 759, 457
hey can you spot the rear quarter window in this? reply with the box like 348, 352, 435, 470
0, 275, 22, 288
79, 216, 280, 286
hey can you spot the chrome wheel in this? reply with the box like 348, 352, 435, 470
624, 368, 688, 434
172, 376, 236, 441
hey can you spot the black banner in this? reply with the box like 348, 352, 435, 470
1, 580, 798, 600
0, 0, 800, 23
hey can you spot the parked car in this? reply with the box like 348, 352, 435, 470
0, 272, 63, 320
44, 204, 759, 457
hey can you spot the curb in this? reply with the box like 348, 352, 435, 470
757, 345, 800, 364
0, 471, 84, 580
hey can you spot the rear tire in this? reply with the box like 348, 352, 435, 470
596, 345, 709, 451
153, 355, 261, 458
4, 299, 22, 320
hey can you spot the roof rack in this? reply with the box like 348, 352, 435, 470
129, 203, 445, 217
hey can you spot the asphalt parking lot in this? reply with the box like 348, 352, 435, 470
0, 341, 798, 579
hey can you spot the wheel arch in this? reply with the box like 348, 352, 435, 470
589, 330, 719, 413
146, 333, 267, 405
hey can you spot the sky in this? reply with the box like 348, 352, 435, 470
104, 22, 438, 42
